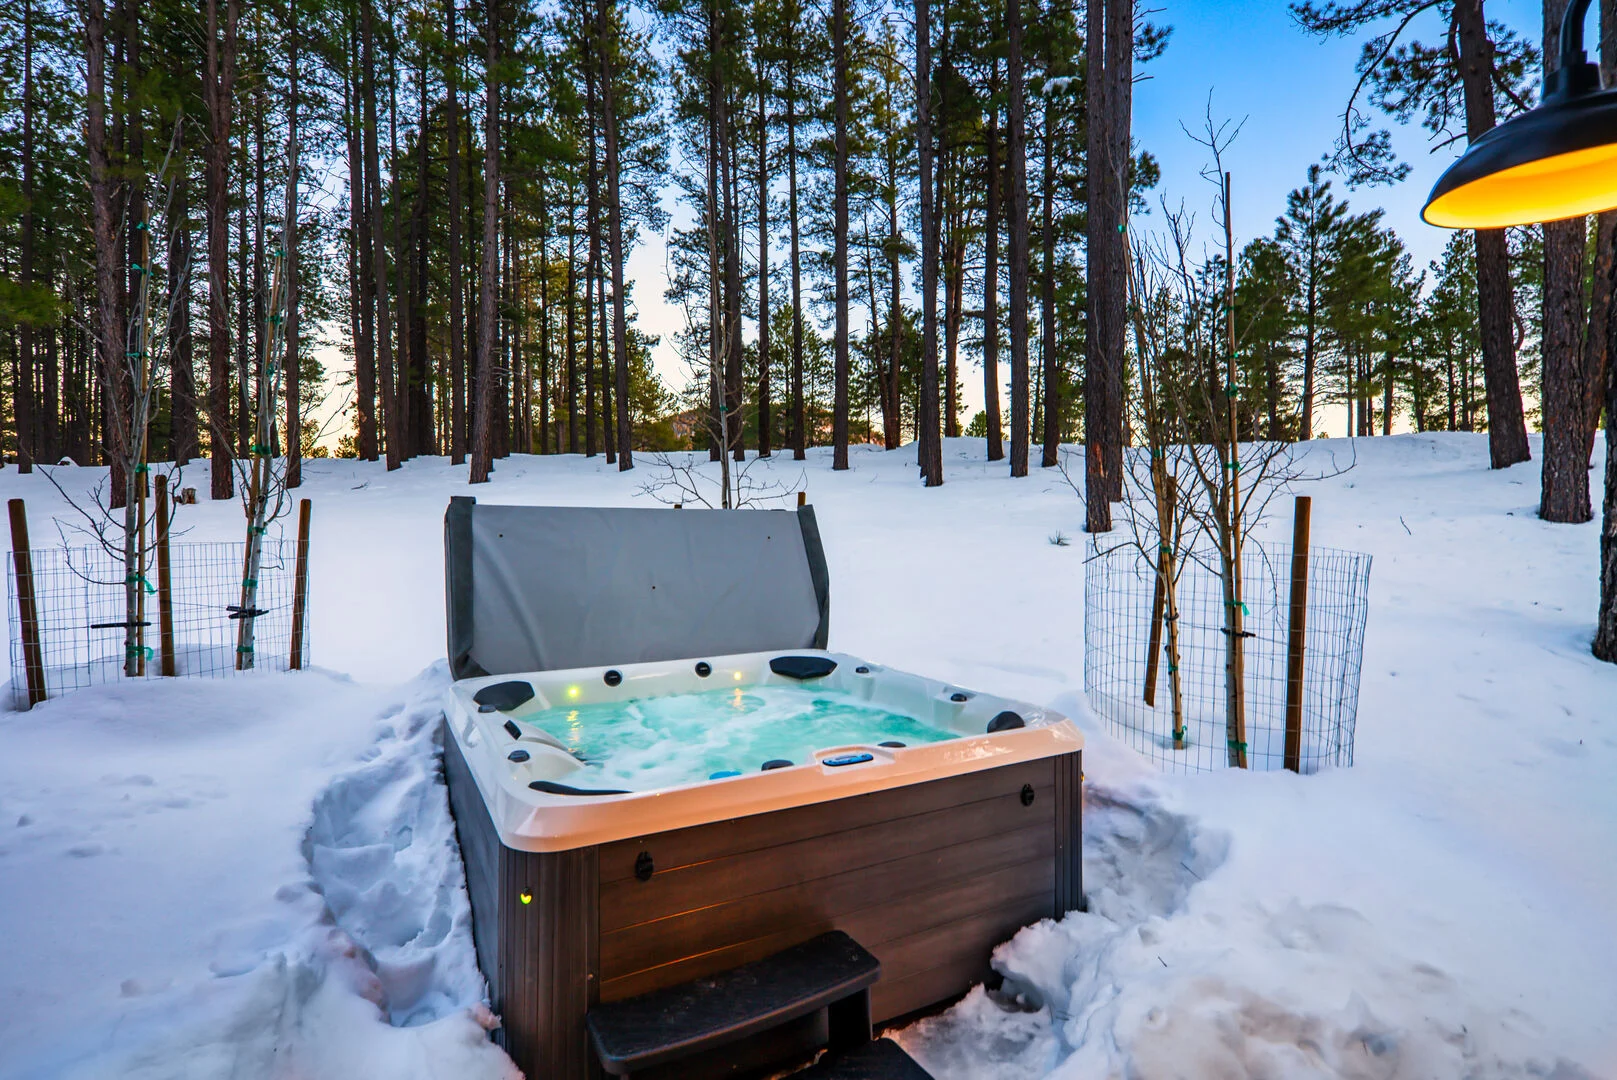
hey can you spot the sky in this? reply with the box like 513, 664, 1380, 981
313, 0, 1547, 447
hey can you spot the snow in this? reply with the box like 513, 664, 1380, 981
2, 433, 1614, 1078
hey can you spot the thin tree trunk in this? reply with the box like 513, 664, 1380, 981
389, 34, 413, 459
915, 0, 941, 484
1596, 208, 1617, 661
1539, 0, 1592, 522
18, 0, 37, 473
285, 4, 301, 485
204, 0, 237, 498
468, 0, 499, 482
362, 0, 401, 470
1007, 0, 1029, 479
1039, 90, 1058, 466
1454, 0, 1530, 470
600, 0, 632, 469
756, 27, 772, 458
706, 42, 722, 464
539, 169, 551, 453
723, 88, 745, 462
447, 0, 466, 464
348, 12, 376, 462
786, 59, 806, 459
566, 193, 579, 453
983, 72, 1004, 461
832, 0, 851, 470
411, 43, 431, 456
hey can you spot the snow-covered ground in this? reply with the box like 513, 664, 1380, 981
1, 433, 1612, 1079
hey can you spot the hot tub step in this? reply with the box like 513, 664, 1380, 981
586, 930, 881, 1078
795, 1039, 933, 1079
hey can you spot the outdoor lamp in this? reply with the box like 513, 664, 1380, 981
1422, 0, 1617, 229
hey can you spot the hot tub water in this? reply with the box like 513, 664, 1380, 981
515, 685, 958, 792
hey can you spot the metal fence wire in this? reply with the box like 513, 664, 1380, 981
6, 539, 308, 709
1084, 542, 1371, 774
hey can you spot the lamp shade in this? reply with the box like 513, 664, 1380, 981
1421, 88, 1617, 228
1422, 0, 1617, 229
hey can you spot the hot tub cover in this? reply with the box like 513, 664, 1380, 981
445, 498, 830, 679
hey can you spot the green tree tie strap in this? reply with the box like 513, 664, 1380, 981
125, 573, 156, 595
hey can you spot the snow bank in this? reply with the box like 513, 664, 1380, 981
1, 433, 1613, 1078
0, 667, 515, 1080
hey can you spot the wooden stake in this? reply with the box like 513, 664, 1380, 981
1283, 495, 1312, 773
136, 470, 147, 676
155, 475, 176, 677
8, 499, 47, 707
290, 498, 312, 671
797, 490, 807, 508
1144, 569, 1164, 707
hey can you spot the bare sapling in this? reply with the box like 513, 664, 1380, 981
46, 119, 190, 678
234, 132, 299, 670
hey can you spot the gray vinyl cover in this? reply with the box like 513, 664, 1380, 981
444, 498, 831, 678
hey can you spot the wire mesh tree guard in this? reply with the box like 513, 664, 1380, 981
5, 537, 309, 709
1084, 541, 1371, 773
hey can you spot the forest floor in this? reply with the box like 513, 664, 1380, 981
0, 432, 1613, 1079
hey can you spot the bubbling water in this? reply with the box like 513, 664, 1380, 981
518, 686, 958, 792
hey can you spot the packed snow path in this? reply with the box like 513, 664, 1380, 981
0, 434, 1612, 1078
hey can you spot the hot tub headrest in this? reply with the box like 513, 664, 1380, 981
446, 499, 831, 679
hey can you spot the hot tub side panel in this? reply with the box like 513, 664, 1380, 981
597, 752, 1082, 1022
443, 723, 601, 1080
445, 734, 1082, 1080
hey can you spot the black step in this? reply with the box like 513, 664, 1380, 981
586, 931, 881, 1077
796, 1039, 933, 1079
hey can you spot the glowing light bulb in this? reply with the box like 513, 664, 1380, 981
519, 891, 533, 905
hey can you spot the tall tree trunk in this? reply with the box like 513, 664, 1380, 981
1103, 0, 1129, 495
943, 170, 963, 440
884, 133, 902, 451
285, 3, 301, 485
1039, 90, 1059, 466
787, 59, 806, 460
18, 0, 37, 472
1584, 0, 1616, 450
348, 13, 376, 462
832, 0, 852, 469
539, 169, 551, 453
566, 194, 579, 453
236, 130, 249, 459
253, 82, 266, 457
1301, 240, 1319, 439
983, 71, 1004, 461
1006, 0, 1029, 478
411, 45, 432, 456
914, 0, 941, 484
596, 201, 613, 464
389, 37, 412, 459
756, 27, 772, 458
447, 0, 466, 464
706, 39, 722, 464
171, 167, 198, 465
468, 0, 499, 482
724, 90, 745, 462
1539, 0, 1593, 522
1597, 208, 1617, 661
584, 50, 599, 458
362, 0, 401, 470
599, 0, 633, 469
204, 0, 237, 498
1454, 0, 1530, 469
1085, 0, 1127, 521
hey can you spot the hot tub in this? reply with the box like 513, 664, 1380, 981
439, 500, 1084, 1079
